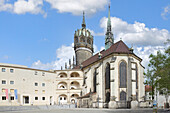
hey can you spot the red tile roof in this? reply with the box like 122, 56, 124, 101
73, 40, 142, 69
81, 40, 132, 68
145, 85, 152, 92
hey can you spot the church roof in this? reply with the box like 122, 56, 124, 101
74, 40, 142, 69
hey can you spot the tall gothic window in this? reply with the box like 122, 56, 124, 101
93, 69, 97, 92
105, 63, 110, 89
119, 61, 127, 88
136, 65, 138, 89
120, 91, 126, 101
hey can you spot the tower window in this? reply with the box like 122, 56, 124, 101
87, 39, 91, 44
75, 37, 78, 43
80, 37, 85, 42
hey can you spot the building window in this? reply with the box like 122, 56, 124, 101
42, 90, 45, 94
2, 80, 6, 84
64, 97, 66, 100
35, 97, 38, 100
35, 82, 38, 86
10, 96, 14, 100
10, 69, 14, 73
119, 61, 127, 88
42, 72, 45, 76
2, 89, 5, 92
10, 81, 14, 84
93, 68, 97, 92
42, 83, 45, 87
10, 89, 14, 93
87, 39, 91, 44
35, 90, 38, 94
120, 91, 126, 101
2, 68, 5, 72
60, 97, 62, 100
42, 97, 45, 100
2, 96, 6, 100
35, 71, 38, 75
105, 63, 110, 89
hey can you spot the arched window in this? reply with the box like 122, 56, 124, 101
120, 91, 126, 101
119, 61, 127, 88
93, 68, 97, 92
80, 37, 85, 42
105, 63, 110, 89
75, 37, 78, 43
87, 39, 91, 44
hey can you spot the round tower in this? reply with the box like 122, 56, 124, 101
74, 12, 93, 66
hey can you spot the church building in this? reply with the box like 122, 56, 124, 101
74, 5, 145, 109
0, 5, 145, 109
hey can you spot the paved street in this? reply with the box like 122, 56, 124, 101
1, 108, 170, 113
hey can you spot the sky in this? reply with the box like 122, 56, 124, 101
0, 0, 170, 71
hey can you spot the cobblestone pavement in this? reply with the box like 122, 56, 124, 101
1, 108, 170, 113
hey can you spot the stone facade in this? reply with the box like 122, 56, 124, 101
78, 53, 145, 109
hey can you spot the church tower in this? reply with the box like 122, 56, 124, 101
105, 4, 114, 50
74, 12, 93, 66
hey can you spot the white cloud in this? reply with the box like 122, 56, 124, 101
98, 16, 170, 69
0, 0, 13, 12
31, 43, 105, 70
161, 5, 170, 20
100, 17, 170, 46
45, 0, 109, 15
13, 0, 44, 15
0, 0, 46, 16
32, 43, 75, 70
88, 29, 104, 36
0, 0, 109, 16
134, 46, 165, 69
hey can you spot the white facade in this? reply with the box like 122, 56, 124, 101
0, 63, 83, 106
79, 53, 145, 109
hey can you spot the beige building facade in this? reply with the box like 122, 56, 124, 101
0, 63, 83, 106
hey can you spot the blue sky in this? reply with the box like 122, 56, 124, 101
0, 0, 169, 70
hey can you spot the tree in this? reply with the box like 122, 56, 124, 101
145, 44, 170, 103
144, 50, 166, 100
157, 47, 170, 104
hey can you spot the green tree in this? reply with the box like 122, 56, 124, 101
157, 47, 170, 104
145, 43, 170, 102
144, 50, 166, 100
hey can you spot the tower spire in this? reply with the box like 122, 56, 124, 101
82, 11, 86, 29
105, 4, 114, 50
107, 4, 111, 31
